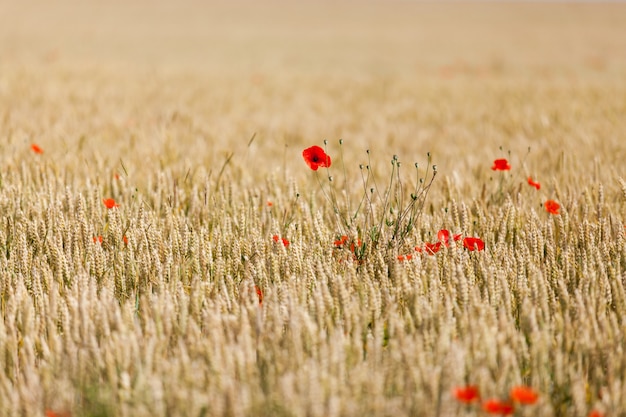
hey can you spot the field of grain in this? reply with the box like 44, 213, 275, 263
1, 1, 626, 416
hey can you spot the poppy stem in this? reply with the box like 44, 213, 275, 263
354, 164, 373, 224
374, 156, 397, 248
339, 139, 351, 223
315, 172, 345, 232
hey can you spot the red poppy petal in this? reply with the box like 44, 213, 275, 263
544, 200, 560, 215
453, 385, 480, 403
482, 399, 514, 415
103, 198, 119, 209
424, 241, 442, 255
255, 285, 263, 305
527, 177, 541, 190
510, 386, 539, 405
437, 229, 451, 246
463, 237, 485, 251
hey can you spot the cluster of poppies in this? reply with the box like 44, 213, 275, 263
491, 157, 560, 215
333, 235, 362, 252
454, 384, 537, 415
332, 235, 366, 263
396, 229, 485, 260
272, 234, 290, 248
302, 146, 489, 261
331, 228, 485, 263
417, 229, 484, 254
454, 384, 602, 416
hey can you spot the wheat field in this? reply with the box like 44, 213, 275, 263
1, 1, 626, 416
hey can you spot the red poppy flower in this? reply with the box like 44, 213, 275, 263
255, 285, 263, 305
31, 144, 44, 154
302, 145, 331, 171
414, 246, 422, 253
334, 235, 349, 247
424, 241, 442, 255
437, 229, 462, 247
272, 235, 289, 247
93, 236, 103, 244
527, 177, 541, 190
491, 158, 511, 171
463, 237, 485, 251
122, 235, 129, 245
482, 399, 514, 415
114, 173, 121, 180
545, 200, 560, 215
267, 201, 273, 207
45, 410, 71, 417
588, 410, 604, 417
510, 386, 539, 405
349, 239, 362, 253
397, 254, 412, 261
103, 198, 119, 209
453, 385, 480, 404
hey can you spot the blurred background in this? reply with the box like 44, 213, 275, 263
0, 0, 625, 191
1, 0, 625, 77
